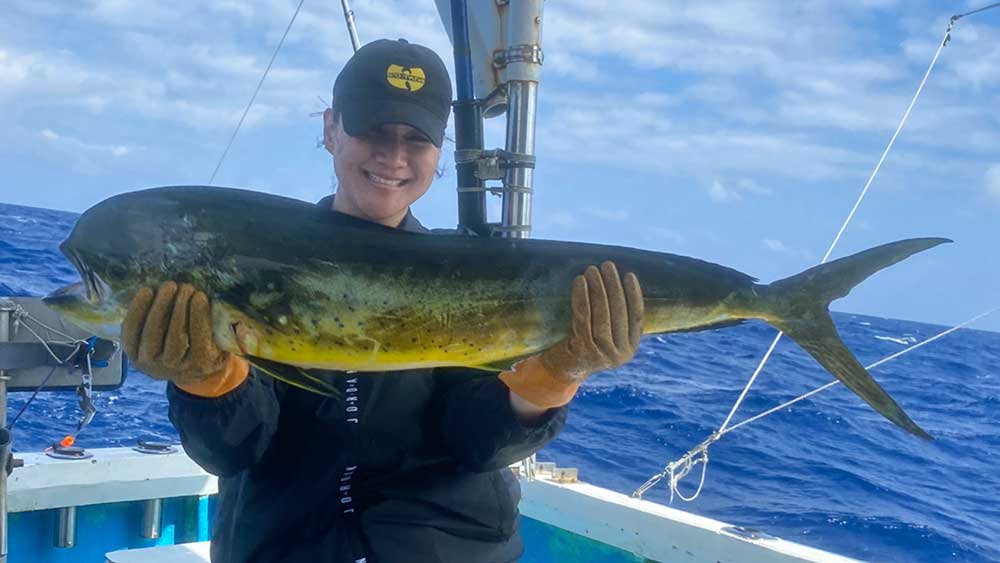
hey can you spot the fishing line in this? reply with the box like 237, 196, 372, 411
638, 5, 999, 501
208, 0, 307, 184
5, 341, 84, 431
633, 306, 1000, 502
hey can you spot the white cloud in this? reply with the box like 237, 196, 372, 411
586, 208, 629, 221
986, 164, 1000, 202
647, 227, 684, 246
763, 238, 814, 263
708, 180, 742, 203
707, 178, 771, 203
549, 211, 577, 228
764, 238, 786, 252
39, 128, 131, 158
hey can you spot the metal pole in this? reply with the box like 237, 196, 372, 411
55, 506, 76, 548
141, 498, 163, 539
498, 0, 543, 239
339, 0, 362, 52
500, 81, 537, 238
0, 300, 13, 563
451, 0, 489, 236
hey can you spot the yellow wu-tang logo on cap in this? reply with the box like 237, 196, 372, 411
386, 64, 426, 92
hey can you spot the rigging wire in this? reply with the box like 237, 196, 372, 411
633, 306, 1000, 502
340, 0, 362, 52
635, 3, 1000, 501
208, 0, 306, 184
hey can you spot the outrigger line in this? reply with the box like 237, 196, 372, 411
635, 2, 1000, 502
3, 305, 106, 447
632, 306, 1000, 503
208, 0, 307, 185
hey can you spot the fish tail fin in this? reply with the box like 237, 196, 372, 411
247, 356, 341, 397
758, 237, 950, 440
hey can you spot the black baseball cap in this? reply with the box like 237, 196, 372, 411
333, 39, 452, 147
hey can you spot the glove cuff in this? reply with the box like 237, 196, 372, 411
175, 355, 250, 398
498, 355, 580, 410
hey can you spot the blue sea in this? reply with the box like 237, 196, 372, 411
1, 201, 997, 563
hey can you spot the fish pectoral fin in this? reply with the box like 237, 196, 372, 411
471, 352, 538, 373
246, 356, 340, 397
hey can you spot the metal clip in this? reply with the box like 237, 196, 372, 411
492, 44, 543, 69
70, 337, 98, 434
454, 149, 536, 181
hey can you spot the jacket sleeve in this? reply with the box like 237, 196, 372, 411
166, 367, 282, 477
433, 368, 568, 472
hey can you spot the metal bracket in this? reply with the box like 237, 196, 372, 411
492, 44, 543, 69
454, 149, 536, 181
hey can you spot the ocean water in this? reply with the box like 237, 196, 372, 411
1, 201, 997, 563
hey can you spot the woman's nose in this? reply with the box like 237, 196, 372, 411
375, 137, 407, 167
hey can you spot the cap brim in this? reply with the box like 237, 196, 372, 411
340, 98, 446, 147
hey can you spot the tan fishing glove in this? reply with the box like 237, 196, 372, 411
499, 261, 644, 409
122, 281, 249, 398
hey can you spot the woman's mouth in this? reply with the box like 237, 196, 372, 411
364, 171, 407, 188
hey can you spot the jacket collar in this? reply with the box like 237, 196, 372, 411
315, 194, 429, 234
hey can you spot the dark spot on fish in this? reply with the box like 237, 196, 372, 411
334, 316, 340, 323
348, 306, 355, 312
411, 337, 417, 343
337, 323, 345, 329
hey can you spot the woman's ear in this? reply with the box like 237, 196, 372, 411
323, 108, 337, 155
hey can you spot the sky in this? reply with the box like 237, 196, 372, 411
1, 0, 998, 332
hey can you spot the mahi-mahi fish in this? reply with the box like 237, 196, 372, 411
44, 186, 948, 439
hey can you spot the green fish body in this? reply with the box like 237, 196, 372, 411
45, 186, 949, 439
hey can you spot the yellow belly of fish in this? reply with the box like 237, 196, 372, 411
212, 302, 543, 371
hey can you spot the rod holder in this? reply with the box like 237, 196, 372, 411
140, 498, 163, 539
55, 506, 76, 548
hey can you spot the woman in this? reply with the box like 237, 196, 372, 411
122, 39, 643, 563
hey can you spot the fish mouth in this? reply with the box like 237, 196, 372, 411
43, 281, 90, 311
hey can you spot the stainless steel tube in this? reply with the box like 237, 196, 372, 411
55, 506, 76, 548
141, 498, 163, 539
501, 80, 538, 239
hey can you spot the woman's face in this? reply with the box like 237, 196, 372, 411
323, 108, 441, 227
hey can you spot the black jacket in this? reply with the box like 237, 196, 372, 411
167, 201, 567, 563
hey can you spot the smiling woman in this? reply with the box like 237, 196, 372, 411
322, 114, 442, 227
321, 38, 451, 227
96, 35, 649, 563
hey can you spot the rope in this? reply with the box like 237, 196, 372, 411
6, 342, 83, 431
633, 306, 999, 501
208, 0, 306, 184
720, 9, 956, 432
954, 2, 1000, 19
636, 6, 997, 501
10, 305, 86, 364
